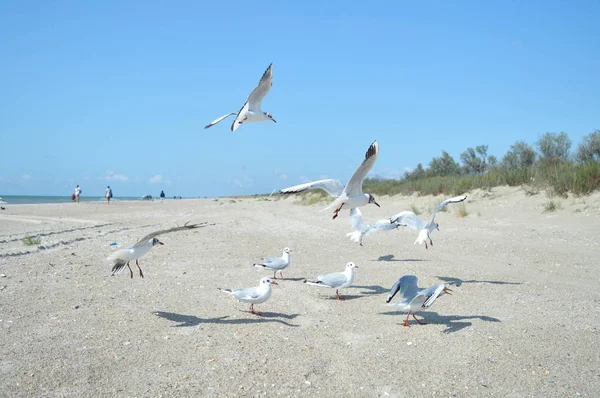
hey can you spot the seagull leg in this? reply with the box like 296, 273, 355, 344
126, 262, 134, 279
280, 271, 285, 280
136, 259, 144, 278
424, 241, 429, 250
273, 271, 277, 279
413, 314, 426, 325
332, 203, 345, 220
336, 289, 343, 301
403, 311, 411, 327
249, 304, 261, 316
429, 237, 433, 246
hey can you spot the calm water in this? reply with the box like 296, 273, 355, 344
0, 195, 142, 205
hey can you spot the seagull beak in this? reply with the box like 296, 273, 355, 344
355, 265, 359, 268
443, 287, 453, 295
373, 200, 381, 208
289, 249, 294, 252
159, 241, 165, 245
271, 118, 277, 123
271, 281, 279, 285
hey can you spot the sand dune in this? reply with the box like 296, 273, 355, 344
0, 187, 599, 397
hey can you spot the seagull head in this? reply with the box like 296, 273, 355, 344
346, 262, 359, 270
263, 112, 276, 123
261, 277, 278, 286
152, 237, 165, 246
368, 194, 380, 207
283, 247, 293, 253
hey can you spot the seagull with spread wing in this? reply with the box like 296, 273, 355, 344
108, 223, 210, 278
389, 195, 467, 249
279, 141, 380, 219
204, 63, 276, 132
346, 207, 401, 246
386, 275, 452, 327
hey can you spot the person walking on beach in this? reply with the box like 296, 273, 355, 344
105, 185, 113, 204
74, 185, 82, 203
160, 190, 165, 202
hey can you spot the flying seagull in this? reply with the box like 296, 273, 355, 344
108, 222, 210, 278
204, 63, 276, 132
347, 207, 401, 246
279, 141, 380, 219
253, 247, 293, 279
218, 277, 278, 316
389, 195, 467, 249
304, 262, 359, 301
386, 275, 452, 327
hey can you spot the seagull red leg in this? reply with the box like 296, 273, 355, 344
126, 262, 134, 279
332, 203, 345, 220
403, 311, 411, 327
136, 259, 144, 278
249, 304, 261, 316
413, 313, 426, 325
336, 289, 343, 301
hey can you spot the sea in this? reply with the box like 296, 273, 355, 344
0, 195, 143, 205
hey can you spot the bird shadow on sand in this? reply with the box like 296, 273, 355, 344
274, 277, 305, 282
152, 311, 300, 327
376, 254, 427, 262
435, 276, 521, 287
322, 294, 364, 301
378, 310, 501, 334
352, 285, 388, 296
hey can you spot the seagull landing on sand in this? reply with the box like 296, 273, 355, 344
386, 275, 452, 327
347, 207, 401, 246
389, 195, 467, 249
218, 277, 278, 316
108, 223, 210, 278
304, 262, 359, 301
253, 247, 292, 279
204, 63, 275, 132
279, 141, 380, 220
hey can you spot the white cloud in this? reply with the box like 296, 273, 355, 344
149, 174, 163, 184
22, 174, 31, 181
104, 170, 129, 182
279, 174, 288, 180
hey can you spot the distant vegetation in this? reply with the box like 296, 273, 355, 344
364, 130, 600, 198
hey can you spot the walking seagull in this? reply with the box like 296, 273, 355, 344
204, 63, 276, 132
347, 207, 401, 246
108, 223, 210, 278
218, 277, 278, 316
389, 195, 467, 249
386, 275, 452, 327
304, 262, 359, 301
253, 247, 293, 279
279, 141, 380, 219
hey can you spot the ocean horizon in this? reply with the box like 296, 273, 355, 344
0, 195, 145, 205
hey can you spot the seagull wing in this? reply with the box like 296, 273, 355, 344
130, 222, 210, 248
389, 211, 427, 230
349, 208, 368, 232
422, 284, 445, 308
259, 257, 287, 270
430, 195, 468, 224
247, 63, 273, 112
344, 141, 379, 197
204, 112, 237, 129
365, 219, 401, 236
279, 179, 344, 198
386, 275, 419, 303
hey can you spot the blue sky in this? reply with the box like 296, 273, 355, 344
1, 1, 598, 197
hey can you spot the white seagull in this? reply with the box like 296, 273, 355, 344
304, 262, 359, 301
389, 195, 467, 249
108, 223, 209, 278
386, 275, 452, 327
204, 63, 276, 132
279, 141, 380, 219
347, 207, 401, 246
218, 277, 278, 315
253, 247, 293, 279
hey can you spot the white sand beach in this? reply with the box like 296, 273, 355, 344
1, 187, 599, 397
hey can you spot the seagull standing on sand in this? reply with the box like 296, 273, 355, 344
279, 141, 380, 220
304, 262, 359, 301
389, 195, 467, 249
204, 63, 276, 132
347, 207, 401, 246
218, 277, 278, 315
253, 247, 292, 279
108, 223, 209, 278
386, 275, 452, 327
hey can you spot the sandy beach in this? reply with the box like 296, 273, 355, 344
1, 187, 599, 397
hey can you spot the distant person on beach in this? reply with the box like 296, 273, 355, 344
105, 186, 113, 204
160, 190, 165, 199
74, 185, 82, 203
